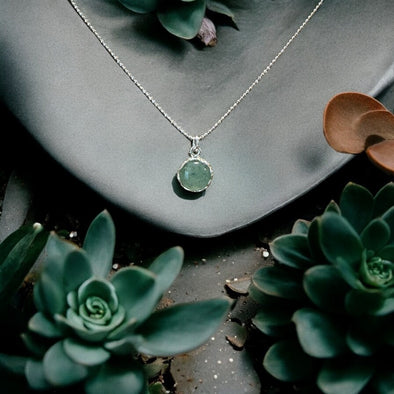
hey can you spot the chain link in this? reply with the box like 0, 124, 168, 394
68, 0, 324, 142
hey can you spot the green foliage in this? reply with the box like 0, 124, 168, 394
250, 182, 394, 394
117, 0, 237, 40
0, 223, 48, 310
0, 211, 231, 393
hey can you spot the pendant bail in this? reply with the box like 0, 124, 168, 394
189, 137, 201, 158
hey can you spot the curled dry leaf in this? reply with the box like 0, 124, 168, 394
323, 92, 394, 174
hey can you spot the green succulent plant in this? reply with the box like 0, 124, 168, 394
0, 222, 48, 311
117, 0, 236, 40
0, 211, 231, 393
249, 182, 394, 394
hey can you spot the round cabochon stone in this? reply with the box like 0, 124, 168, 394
177, 158, 213, 193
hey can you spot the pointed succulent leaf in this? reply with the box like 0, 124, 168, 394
252, 306, 294, 337
207, 1, 236, 23
0, 354, 28, 375
25, 359, 52, 390
148, 246, 183, 296
270, 234, 312, 269
339, 182, 373, 233
43, 341, 88, 386
317, 357, 374, 394
346, 316, 384, 356
118, 0, 159, 13
82, 210, 115, 278
333, 257, 365, 290
44, 232, 77, 283
292, 308, 348, 358
345, 289, 385, 316
379, 244, 394, 261
85, 360, 147, 394
324, 200, 341, 214
0, 224, 32, 264
360, 218, 391, 252
54, 313, 110, 343
37, 272, 67, 315
263, 339, 317, 382
158, 0, 206, 39
0, 223, 48, 306
382, 206, 394, 243
63, 338, 110, 366
291, 219, 310, 235
21, 333, 48, 358
133, 298, 231, 356
303, 265, 349, 313
104, 335, 142, 355
252, 266, 306, 301
110, 267, 157, 324
376, 296, 394, 315
63, 249, 92, 293
319, 212, 363, 266
307, 218, 328, 264
372, 182, 394, 218
28, 312, 63, 338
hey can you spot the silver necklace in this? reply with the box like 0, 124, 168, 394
69, 0, 325, 193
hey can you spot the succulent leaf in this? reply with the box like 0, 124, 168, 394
372, 182, 394, 218
0, 223, 48, 307
37, 272, 67, 315
270, 234, 312, 269
292, 308, 348, 358
83, 210, 115, 278
345, 289, 386, 316
118, 0, 159, 13
28, 312, 63, 338
43, 341, 88, 386
339, 183, 373, 233
319, 212, 363, 266
0, 353, 28, 375
207, 0, 236, 22
133, 298, 231, 356
63, 249, 93, 293
303, 265, 349, 313
324, 200, 341, 214
291, 219, 310, 235
157, 0, 207, 39
110, 267, 157, 324
263, 339, 317, 382
148, 246, 183, 296
307, 218, 328, 263
252, 266, 306, 301
63, 337, 111, 366
317, 357, 374, 394
381, 206, 394, 244
85, 360, 147, 394
360, 218, 391, 253
252, 307, 294, 337
251, 182, 394, 392
25, 359, 52, 390
346, 317, 383, 356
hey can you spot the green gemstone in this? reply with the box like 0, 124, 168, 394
177, 157, 213, 193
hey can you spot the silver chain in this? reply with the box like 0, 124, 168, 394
68, 0, 324, 142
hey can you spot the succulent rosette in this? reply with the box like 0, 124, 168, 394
0, 211, 230, 393
250, 182, 394, 394
117, 0, 236, 40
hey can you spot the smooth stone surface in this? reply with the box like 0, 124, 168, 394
177, 158, 213, 193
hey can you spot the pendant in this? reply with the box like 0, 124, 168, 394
177, 138, 213, 193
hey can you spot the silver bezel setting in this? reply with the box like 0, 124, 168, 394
177, 157, 214, 193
